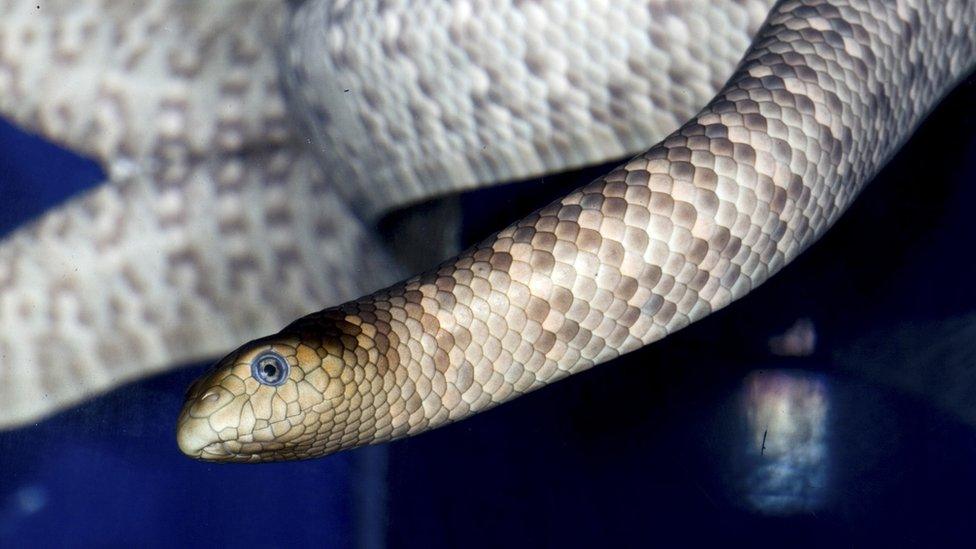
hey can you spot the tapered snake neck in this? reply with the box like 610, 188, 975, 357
178, 0, 976, 462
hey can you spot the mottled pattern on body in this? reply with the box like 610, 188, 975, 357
178, 0, 976, 461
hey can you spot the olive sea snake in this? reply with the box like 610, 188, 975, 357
176, 0, 976, 461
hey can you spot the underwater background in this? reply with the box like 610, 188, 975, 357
0, 74, 975, 547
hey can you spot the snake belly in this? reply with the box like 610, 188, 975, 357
177, 0, 976, 462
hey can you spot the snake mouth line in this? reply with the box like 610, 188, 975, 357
201, 443, 232, 457
196, 442, 273, 463
193, 443, 251, 462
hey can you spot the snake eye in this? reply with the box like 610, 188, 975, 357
251, 352, 289, 386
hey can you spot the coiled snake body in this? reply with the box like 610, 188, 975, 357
175, 0, 975, 461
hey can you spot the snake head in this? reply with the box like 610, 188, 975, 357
176, 314, 389, 462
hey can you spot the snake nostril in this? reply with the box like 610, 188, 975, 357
188, 387, 233, 418
200, 390, 220, 405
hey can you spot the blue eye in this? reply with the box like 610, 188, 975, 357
252, 352, 289, 386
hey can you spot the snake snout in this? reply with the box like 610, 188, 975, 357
176, 416, 216, 458
176, 386, 233, 458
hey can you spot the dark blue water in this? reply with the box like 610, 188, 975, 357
1, 75, 975, 548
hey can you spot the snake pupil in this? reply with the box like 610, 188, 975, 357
251, 352, 289, 386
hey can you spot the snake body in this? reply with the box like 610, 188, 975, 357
284, 0, 774, 220
177, 0, 976, 461
0, 0, 771, 428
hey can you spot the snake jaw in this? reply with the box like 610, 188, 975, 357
176, 408, 271, 462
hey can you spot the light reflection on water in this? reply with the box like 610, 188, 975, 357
738, 370, 831, 515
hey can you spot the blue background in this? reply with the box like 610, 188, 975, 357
1, 73, 975, 547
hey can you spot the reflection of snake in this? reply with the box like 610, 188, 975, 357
177, 0, 976, 461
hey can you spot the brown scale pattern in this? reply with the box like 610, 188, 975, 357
178, 0, 976, 462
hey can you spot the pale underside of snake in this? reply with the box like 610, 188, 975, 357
0, 0, 775, 428
173, 0, 976, 462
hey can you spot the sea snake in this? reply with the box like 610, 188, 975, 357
0, 0, 771, 428
176, 0, 976, 461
